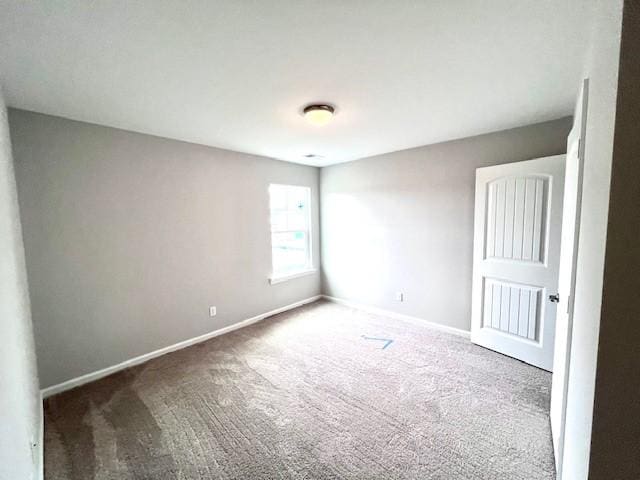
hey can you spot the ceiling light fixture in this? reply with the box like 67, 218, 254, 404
303, 104, 335, 126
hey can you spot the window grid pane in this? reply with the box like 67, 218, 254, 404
269, 184, 311, 275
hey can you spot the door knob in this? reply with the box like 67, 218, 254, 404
549, 294, 560, 303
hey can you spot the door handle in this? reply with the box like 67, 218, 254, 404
549, 294, 560, 303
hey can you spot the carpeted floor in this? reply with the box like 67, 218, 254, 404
44, 300, 555, 479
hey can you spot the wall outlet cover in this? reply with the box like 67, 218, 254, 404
209, 306, 217, 317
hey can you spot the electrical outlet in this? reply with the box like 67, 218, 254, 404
396, 292, 404, 302
209, 306, 217, 317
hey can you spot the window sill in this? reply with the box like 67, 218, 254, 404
269, 268, 317, 285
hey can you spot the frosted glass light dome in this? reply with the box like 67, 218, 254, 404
303, 104, 335, 126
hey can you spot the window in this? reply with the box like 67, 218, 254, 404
268, 184, 313, 282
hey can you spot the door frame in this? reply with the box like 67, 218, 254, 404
550, 78, 589, 479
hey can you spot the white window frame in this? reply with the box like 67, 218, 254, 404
268, 184, 315, 284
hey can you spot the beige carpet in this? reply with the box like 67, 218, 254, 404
44, 300, 555, 479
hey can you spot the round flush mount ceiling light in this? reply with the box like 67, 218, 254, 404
303, 104, 335, 126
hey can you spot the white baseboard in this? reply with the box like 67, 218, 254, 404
322, 295, 471, 339
41, 295, 322, 399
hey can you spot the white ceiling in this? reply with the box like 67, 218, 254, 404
0, 1, 595, 166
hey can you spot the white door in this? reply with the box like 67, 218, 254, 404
550, 79, 589, 478
471, 155, 565, 371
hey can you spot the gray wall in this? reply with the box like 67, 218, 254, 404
320, 118, 571, 332
10, 110, 321, 389
560, 0, 625, 478
588, 1, 639, 478
0, 92, 41, 478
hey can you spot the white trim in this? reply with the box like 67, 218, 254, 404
269, 268, 317, 285
322, 295, 471, 339
36, 391, 43, 480
269, 183, 314, 277
41, 295, 322, 398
